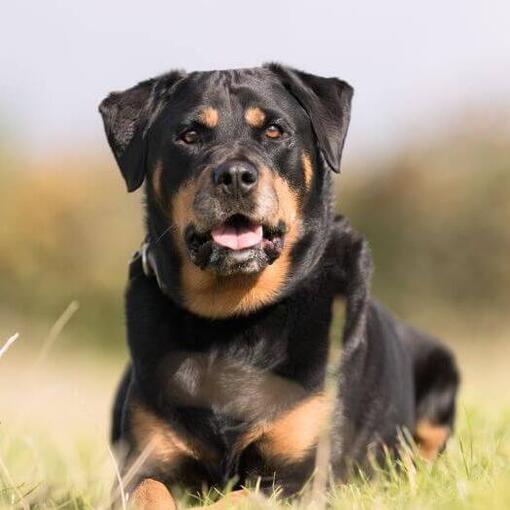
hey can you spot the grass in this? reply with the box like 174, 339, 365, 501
1, 325, 509, 510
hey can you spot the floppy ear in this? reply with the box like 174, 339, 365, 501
265, 63, 353, 173
98, 71, 184, 192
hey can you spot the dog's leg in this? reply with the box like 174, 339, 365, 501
128, 478, 176, 510
340, 235, 371, 350
322, 217, 373, 479
111, 393, 212, 510
328, 216, 372, 350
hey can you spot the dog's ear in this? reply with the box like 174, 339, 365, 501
98, 71, 185, 192
265, 63, 353, 173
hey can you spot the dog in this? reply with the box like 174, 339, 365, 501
99, 64, 459, 509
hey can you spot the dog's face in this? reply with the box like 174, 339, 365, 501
100, 65, 352, 317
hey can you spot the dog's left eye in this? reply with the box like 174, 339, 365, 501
264, 124, 284, 139
179, 129, 200, 144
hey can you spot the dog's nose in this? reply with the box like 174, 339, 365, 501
212, 160, 258, 195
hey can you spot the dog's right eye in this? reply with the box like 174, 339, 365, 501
264, 124, 284, 139
179, 129, 200, 144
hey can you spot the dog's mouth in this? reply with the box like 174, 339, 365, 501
211, 216, 263, 251
184, 214, 286, 275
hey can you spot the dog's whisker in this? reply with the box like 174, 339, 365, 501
152, 223, 178, 245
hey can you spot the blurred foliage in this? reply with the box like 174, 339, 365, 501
0, 153, 143, 350
0, 125, 508, 350
339, 126, 510, 335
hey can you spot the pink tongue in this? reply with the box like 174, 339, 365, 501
211, 223, 263, 250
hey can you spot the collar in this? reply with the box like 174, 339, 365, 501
130, 239, 166, 292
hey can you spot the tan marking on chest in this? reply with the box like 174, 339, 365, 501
198, 107, 219, 128
244, 107, 266, 128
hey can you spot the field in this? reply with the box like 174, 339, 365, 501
1, 326, 510, 509
1, 123, 509, 509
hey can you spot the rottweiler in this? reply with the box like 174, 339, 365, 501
99, 64, 459, 509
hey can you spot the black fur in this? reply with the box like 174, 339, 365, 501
100, 64, 459, 501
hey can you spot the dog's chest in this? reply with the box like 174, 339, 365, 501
159, 319, 301, 423
152, 303, 331, 476
157, 348, 331, 486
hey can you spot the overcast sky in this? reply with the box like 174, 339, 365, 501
1, 0, 509, 161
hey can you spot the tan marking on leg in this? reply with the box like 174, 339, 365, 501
244, 107, 266, 128
130, 402, 216, 467
235, 394, 332, 463
174, 171, 301, 318
131, 403, 194, 464
415, 420, 450, 460
129, 478, 176, 510
258, 394, 332, 462
198, 107, 219, 128
301, 152, 313, 190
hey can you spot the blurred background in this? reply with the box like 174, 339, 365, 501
0, 0, 509, 503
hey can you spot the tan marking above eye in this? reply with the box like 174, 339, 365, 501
198, 107, 219, 128
245, 107, 266, 128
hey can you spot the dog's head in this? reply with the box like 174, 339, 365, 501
99, 65, 352, 318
